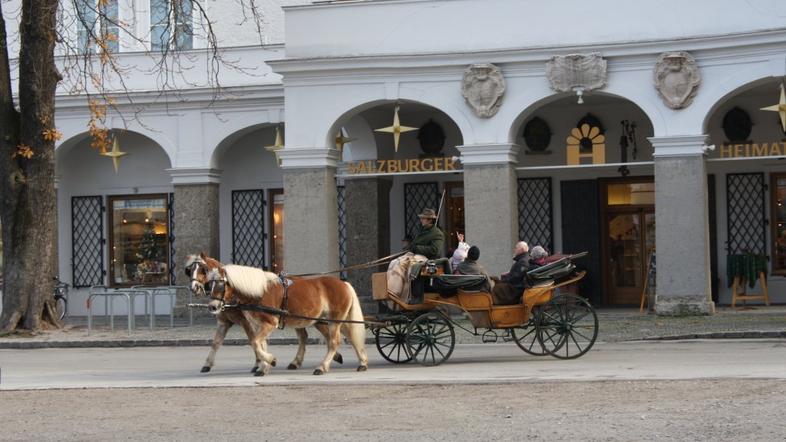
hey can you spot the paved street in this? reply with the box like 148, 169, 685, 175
2, 339, 786, 390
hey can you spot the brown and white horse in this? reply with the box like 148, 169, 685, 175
203, 259, 368, 375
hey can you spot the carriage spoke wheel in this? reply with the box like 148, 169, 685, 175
405, 312, 455, 366
511, 313, 548, 356
537, 294, 598, 360
374, 321, 413, 364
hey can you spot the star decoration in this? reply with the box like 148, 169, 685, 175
761, 82, 786, 132
264, 126, 284, 166
374, 105, 417, 152
100, 136, 128, 173
334, 129, 357, 154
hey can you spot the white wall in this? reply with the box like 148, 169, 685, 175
285, 0, 786, 59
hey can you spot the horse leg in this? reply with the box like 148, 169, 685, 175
236, 313, 273, 372
342, 322, 369, 372
288, 328, 308, 370
202, 319, 232, 373
251, 321, 278, 376
314, 322, 343, 365
314, 323, 342, 375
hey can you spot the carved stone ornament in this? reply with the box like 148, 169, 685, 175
546, 53, 607, 93
653, 51, 701, 109
461, 63, 506, 118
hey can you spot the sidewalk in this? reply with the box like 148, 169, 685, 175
0, 306, 784, 349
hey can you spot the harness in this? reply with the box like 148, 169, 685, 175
202, 271, 372, 326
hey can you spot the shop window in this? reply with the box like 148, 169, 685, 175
771, 174, 786, 274
108, 195, 169, 286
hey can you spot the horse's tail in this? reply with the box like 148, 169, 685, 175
344, 282, 368, 360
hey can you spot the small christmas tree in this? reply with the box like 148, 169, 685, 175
138, 226, 162, 262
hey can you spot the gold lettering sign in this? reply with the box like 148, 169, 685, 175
346, 157, 459, 174
718, 142, 786, 158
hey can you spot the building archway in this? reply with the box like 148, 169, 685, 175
56, 130, 174, 315
212, 124, 284, 270
509, 92, 656, 306
703, 76, 786, 306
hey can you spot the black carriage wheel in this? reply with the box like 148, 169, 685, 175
511, 313, 548, 356
375, 321, 413, 364
537, 294, 598, 360
405, 312, 456, 366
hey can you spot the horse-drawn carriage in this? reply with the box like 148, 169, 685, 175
368, 252, 598, 366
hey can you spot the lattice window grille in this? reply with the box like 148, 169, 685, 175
231, 190, 266, 268
726, 173, 766, 255
168, 192, 176, 285
404, 182, 440, 237
71, 196, 105, 287
337, 186, 347, 280
518, 178, 553, 252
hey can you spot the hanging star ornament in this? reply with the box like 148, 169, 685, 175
264, 126, 284, 166
334, 129, 357, 154
374, 105, 417, 152
100, 136, 128, 173
761, 82, 786, 132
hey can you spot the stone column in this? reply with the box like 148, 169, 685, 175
458, 144, 520, 275
279, 148, 341, 275
344, 178, 391, 313
650, 135, 715, 315
169, 168, 222, 315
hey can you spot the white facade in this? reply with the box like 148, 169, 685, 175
4, 0, 785, 315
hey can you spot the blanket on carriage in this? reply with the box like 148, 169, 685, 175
527, 252, 586, 282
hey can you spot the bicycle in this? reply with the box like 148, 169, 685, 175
53, 277, 69, 321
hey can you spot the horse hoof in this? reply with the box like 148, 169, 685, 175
357, 365, 368, 372
271, 358, 277, 367
313, 369, 324, 376
200, 366, 211, 373
254, 370, 265, 377
250, 366, 258, 373
287, 363, 298, 370
333, 353, 344, 364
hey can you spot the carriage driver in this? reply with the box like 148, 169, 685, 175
404, 208, 445, 260
386, 208, 446, 302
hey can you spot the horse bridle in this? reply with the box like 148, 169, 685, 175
185, 259, 208, 297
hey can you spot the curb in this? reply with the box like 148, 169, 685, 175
0, 337, 378, 350
643, 330, 786, 341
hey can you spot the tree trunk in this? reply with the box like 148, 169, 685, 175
0, 0, 61, 333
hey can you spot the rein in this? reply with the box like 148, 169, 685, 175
187, 302, 386, 326
287, 251, 406, 278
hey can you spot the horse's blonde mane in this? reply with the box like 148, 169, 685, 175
223, 265, 279, 298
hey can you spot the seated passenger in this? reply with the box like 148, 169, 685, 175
449, 232, 470, 273
490, 241, 531, 305
455, 245, 492, 292
529, 246, 549, 268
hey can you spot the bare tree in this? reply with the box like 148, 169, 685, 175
0, 0, 266, 333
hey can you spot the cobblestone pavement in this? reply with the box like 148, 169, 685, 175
0, 305, 784, 348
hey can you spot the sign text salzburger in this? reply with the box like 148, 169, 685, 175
347, 157, 458, 174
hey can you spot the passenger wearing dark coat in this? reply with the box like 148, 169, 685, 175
455, 245, 492, 292
491, 241, 532, 305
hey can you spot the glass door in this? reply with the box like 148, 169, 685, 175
269, 189, 284, 273
606, 209, 655, 305
603, 178, 655, 305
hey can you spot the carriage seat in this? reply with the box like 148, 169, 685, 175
430, 274, 491, 296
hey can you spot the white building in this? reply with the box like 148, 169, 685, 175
10, 0, 786, 316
